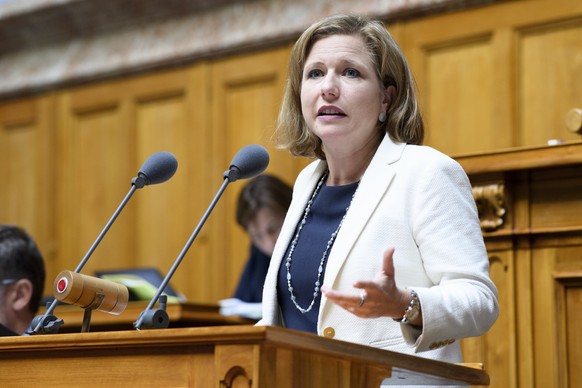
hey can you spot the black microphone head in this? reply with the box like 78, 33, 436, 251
225, 144, 269, 182
133, 151, 178, 188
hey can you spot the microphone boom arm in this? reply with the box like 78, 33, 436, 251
134, 144, 268, 330
31, 185, 138, 334
134, 177, 230, 330
29, 151, 178, 334
74, 185, 138, 274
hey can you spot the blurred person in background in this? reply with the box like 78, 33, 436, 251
233, 174, 293, 303
0, 224, 45, 336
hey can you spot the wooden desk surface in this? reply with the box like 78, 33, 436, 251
43, 301, 254, 333
454, 140, 582, 174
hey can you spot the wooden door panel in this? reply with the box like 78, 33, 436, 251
532, 246, 582, 388
55, 67, 210, 302
0, 96, 56, 293
57, 94, 135, 274
553, 272, 582, 388
423, 36, 497, 155
462, 251, 516, 388
519, 19, 582, 147
553, 259, 582, 388
565, 285, 582, 388
486, 253, 516, 388
211, 46, 294, 299
0, 101, 44, 224
134, 95, 191, 271
529, 167, 582, 232
404, 0, 582, 156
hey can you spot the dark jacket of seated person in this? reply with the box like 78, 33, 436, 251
234, 174, 292, 302
234, 245, 271, 303
0, 322, 18, 336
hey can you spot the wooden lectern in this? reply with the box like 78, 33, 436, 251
0, 325, 488, 387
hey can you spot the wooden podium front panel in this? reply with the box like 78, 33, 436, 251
0, 326, 489, 387
265, 346, 390, 388
3, 344, 217, 387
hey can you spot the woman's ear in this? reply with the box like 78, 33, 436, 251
11, 279, 33, 312
383, 85, 396, 107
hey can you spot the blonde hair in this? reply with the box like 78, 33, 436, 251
275, 14, 424, 160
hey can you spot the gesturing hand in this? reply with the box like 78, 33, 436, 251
321, 247, 410, 319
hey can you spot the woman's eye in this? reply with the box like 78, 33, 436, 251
307, 69, 324, 78
345, 68, 360, 78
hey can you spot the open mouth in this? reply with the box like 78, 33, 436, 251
318, 108, 346, 117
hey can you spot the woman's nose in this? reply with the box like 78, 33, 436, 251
321, 75, 339, 99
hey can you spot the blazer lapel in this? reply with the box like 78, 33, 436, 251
322, 135, 406, 288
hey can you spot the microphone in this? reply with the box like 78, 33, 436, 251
29, 151, 178, 334
53, 271, 129, 314
132, 151, 178, 188
224, 143, 271, 182
134, 144, 269, 330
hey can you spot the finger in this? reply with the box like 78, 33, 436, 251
325, 291, 362, 306
352, 280, 377, 289
382, 247, 396, 277
322, 285, 365, 307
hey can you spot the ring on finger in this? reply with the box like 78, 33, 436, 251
358, 291, 366, 307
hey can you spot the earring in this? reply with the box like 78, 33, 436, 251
379, 112, 387, 123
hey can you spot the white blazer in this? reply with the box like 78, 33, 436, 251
258, 134, 499, 362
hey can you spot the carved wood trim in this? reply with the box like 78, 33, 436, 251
473, 183, 506, 232
219, 365, 252, 388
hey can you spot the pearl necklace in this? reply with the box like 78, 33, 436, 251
285, 170, 359, 314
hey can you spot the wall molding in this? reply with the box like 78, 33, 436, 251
0, 0, 496, 100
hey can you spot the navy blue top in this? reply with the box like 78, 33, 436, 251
234, 244, 271, 303
0, 323, 18, 337
277, 180, 358, 333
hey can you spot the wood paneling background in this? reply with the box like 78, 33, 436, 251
456, 143, 582, 388
0, 1, 581, 387
405, 0, 582, 156
209, 46, 308, 301
54, 67, 210, 300
0, 96, 57, 276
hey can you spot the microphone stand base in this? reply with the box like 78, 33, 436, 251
135, 309, 170, 330
134, 294, 170, 330
28, 314, 64, 335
